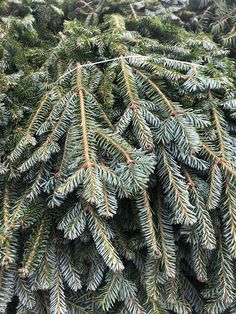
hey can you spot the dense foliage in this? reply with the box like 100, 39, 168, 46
0, 1, 236, 313
189, 0, 236, 49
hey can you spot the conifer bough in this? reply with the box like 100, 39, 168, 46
0, 2, 236, 314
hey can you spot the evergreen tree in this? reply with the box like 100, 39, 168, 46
0, 1, 236, 313
189, 0, 236, 49
0, 0, 65, 160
